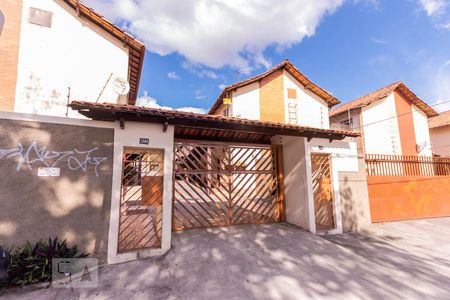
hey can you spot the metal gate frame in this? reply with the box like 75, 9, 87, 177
117, 148, 164, 253
172, 141, 285, 231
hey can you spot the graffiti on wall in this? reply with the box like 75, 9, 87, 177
0, 142, 108, 176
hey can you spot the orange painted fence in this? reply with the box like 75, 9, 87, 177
367, 176, 450, 222
366, 154, 450, 176
366, 154, 450, 221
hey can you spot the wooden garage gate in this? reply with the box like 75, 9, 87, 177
173, 141, 285, 231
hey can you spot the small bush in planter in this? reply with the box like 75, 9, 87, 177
1, 238, 88, 289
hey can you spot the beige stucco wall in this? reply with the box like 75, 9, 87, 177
0, 114, 114, 262
339, 159, 371, 231
272, 136, 314, 232
337, 137, 371, 231
108, 121, 174, 264
430, 126, 450, 157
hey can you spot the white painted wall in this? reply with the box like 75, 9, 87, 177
109, 122, 174, 264
411, 104, 432, 156
283, 70, 329, 129
231, 82, 260, 120
14, 0, 129, 118
224, 70, 329, 129
430, 127, 450, 157
361, 93, 402, 155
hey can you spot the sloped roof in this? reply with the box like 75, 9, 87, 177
429, 110, 450, 129
329, 81, 438, 118
208, 59, 341, 114
63, 0, 145, 105
69, 101, 360, 142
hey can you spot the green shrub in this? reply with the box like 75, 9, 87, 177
1, 238, 88, 289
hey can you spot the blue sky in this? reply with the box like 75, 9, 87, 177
86, 0, 450, 113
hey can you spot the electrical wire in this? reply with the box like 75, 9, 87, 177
345, 99, 450, 130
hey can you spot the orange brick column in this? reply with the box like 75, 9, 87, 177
259, 69, 285, 122
0, 0, 23, 112
394, 91, 417, 156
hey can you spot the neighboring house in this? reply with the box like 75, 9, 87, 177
329, 81, 438, 156
209, 59, 340, 129
0, 0, 145, 117
429, 110, 450, 156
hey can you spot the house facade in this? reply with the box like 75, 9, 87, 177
0, 0, 144, 117
331, 83, 450, 223
429, 110, 450, 156
209, 60, 340, 129
329, 82, 438, 156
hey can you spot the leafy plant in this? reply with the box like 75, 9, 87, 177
1, 238, 88, 289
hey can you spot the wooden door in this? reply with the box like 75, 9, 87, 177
311, 153, 335, 231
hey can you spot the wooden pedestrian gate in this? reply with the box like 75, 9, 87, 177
173, 141, 283, 231
311, 153, 335, 231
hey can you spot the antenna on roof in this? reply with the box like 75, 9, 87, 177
96, 73, 113, 103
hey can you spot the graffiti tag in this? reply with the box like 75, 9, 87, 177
0, 142, 108, 176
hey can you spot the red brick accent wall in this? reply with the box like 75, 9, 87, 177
0, 0, 23, 112
259, 69, 285, 122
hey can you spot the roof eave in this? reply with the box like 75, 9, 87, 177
70, 102, 360, 140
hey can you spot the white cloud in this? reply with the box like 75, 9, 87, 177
440, 22, 450, 29
136, 91, 206, 113
181, 61, 219, 79
218, 84, 226, 90
418, 0, 447, 16
430, 60, 450, 112
417, 0, 450, 29
370, 37, 388, 45
177, 106, 208, 114
84, 0, 344, 71
367, 55, 390, 65
195, 89, 207, 100
168, 71, 181, 80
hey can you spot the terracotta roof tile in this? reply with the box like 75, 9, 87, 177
329, 81, 438, 118
69, 101, 360, 139
429, 110, 450, 129
209, 60, 340, 114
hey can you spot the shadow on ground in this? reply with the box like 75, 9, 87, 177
6, 221, 450, 300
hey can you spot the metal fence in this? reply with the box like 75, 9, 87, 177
365, 154, 450, 176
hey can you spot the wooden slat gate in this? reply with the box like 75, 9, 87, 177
311, 153, 335, 231
173, 141, 283, 231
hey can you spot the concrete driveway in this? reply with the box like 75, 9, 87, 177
6, 219, 450, 300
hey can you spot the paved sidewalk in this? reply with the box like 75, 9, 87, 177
6, 220, 450, 299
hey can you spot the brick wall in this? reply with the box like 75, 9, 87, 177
394, 90, 417, 156
0, 0, 23, 112
259, 69, 285, 122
